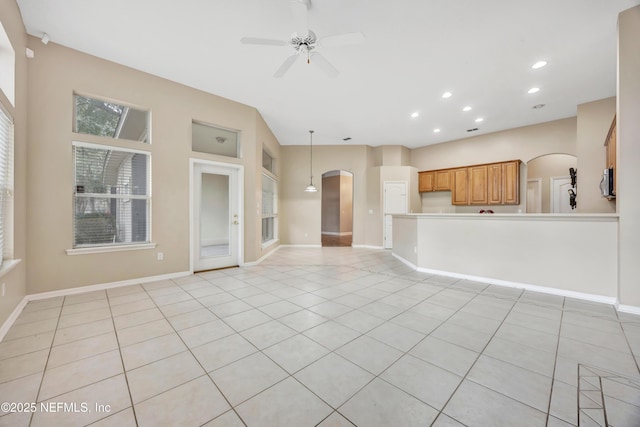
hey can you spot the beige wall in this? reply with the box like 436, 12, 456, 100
411, 117, 577, 170
26, 39, 274, 293
576, 97, 616, 213
527, 154, 577, 213
0, 0, 28, 327
339, 174, 353, 233
280, 145, 368, 245
618, 5, 640, 307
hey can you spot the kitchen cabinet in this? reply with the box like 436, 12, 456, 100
418, 171, 434, 192
420, 160, 520, 206
501, 161, 520, 205
468, 165, 488, 205
451, 168, 469, 205
434, 170, 452, 191
487, 163, 502, 204
419, 170, 450, 192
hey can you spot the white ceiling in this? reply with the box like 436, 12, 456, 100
16, 0, 639, 148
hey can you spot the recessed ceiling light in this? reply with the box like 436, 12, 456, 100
442, 91, 453, 99
411, 112, 419, 118
462, 106, 472, 112
532, 61, 548, 69
532, 104, 546, 109
433, 128, 441, 133
475, 118, 484, 123
528, 87, 540, 94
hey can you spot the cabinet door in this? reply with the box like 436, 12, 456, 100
502, 161, 520, 204
468, 165, 488, 205
434, 170, 452, 191
451, 168, 468, 205
487, 163, 502, 205
418, 172, 434, 192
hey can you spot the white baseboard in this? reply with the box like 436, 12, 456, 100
243, 245, 282, 266
0, 270, 191, 342
0, 297, 28, 342
352, 245, 384, 249
392, 253, 418, 270
321, 232, 353, 236
392, 253, 619, 306
617, 304, 640, 316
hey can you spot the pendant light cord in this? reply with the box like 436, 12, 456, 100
309, 130, 314, 185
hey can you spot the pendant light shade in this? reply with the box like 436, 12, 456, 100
304, 130, 318, 192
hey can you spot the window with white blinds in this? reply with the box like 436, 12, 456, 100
0, 107, 14, 267
73, 142, 150, 248
262, 174, 278, 244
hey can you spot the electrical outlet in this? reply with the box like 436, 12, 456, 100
1, 283, 5, 297
157, 252, 164, 261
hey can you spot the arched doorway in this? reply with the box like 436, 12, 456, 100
321, 170, 353, 246
526, 153, 577, 213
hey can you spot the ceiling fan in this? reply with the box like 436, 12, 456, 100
240, 0, 365, 78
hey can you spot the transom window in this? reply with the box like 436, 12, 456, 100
263, 150, 274, 173
74, 94, 150, 143
192, 121, 240, 158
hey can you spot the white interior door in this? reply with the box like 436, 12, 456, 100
551, 177, 574, 213
192, 162, 241, 271
383, 181, 408, 249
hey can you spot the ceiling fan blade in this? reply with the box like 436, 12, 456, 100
318, 32, 365, 48
290, 0, 310, 37
273, 54, 299, 78
310, 52, 339, 78
240, 37, 288, 46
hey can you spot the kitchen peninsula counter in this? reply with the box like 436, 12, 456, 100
392, 213, 619, 302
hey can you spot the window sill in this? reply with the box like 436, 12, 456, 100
66, 243, 157, 256
0, 259, 22, 279
261, 239, 279, 250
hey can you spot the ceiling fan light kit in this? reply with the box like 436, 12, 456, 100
239, 0, 363, 78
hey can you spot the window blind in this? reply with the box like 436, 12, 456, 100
73, 142, 150, 247
0, 107, 13, 268
262, 174, 278, 243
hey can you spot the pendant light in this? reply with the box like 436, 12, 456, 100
304, 130, 318, 192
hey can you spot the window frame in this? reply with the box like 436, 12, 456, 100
0, 102, 14, 270
72, 92, 151, 144
261, 173, 278, 248
69, 140, 153, 253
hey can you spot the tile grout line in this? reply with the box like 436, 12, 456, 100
139, 277, 249, 427
544, 294, 566, 427
105, 287, 141, 427
27, 294, 76, 426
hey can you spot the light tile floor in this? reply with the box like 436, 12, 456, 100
1, 247, 640, 426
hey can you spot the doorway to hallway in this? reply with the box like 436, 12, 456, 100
321, 170, 353, 247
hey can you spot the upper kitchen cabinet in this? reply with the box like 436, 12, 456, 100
418, 171, 434, 192
418, 169, 451, 192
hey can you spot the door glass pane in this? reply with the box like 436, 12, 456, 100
200, 173, 230, 258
